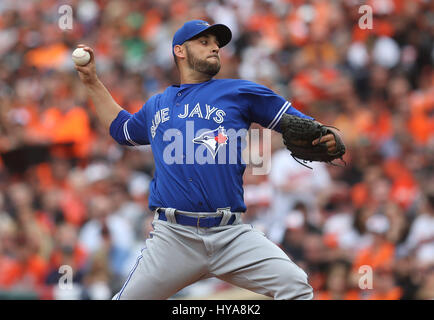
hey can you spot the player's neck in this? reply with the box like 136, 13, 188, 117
180, 70, 213, 85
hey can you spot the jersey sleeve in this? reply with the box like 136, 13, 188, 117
109, 104, 150, 146
238, 81, 314, 132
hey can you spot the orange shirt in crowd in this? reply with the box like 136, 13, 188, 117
368, 110, 393, 143
367, 287, 403, 300
33, 163, 87, 226
0, 254, 48, 289
49, 245, 88, 271
59, 190, 87, 227
0, 255, 21, 288
408, 90, 434, 145
315, 289, 361, 300
351, 182, 369, 209
140, 8, 163, 41
353, 241, 395, 271
383, 159, 418, 209
247, 10, 282, 50
34, 106, 93, 158
25, 43, 69, 70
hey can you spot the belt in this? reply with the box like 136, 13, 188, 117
156, 208, 238, 228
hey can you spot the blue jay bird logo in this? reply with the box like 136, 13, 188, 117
193, 126, 228, 158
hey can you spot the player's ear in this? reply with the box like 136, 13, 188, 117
173, 45, 186, 60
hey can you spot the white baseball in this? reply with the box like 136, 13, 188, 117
72, 48, 91, 66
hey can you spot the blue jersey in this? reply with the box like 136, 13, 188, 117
110, 78, 313, 213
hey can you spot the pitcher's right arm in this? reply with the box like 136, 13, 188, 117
74, 45, 149, 146
74, 44, 123, 130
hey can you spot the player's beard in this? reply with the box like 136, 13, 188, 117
185, 45, 220, 76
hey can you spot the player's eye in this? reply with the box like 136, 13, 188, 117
201, 40, 207, 45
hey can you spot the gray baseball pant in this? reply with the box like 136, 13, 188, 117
112, 214, 313, 300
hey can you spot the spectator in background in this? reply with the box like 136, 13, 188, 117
281, 208, 308, 266
45, 223, 87, 290
268, 150, 331, 244
416, 266, 434, 300
81, 242, 115, 300
315, 260, 359, 300
78, 195, 134, 283
363, 266, 403, 300
403, 191, 434, 267
0, 212, 18, 289
352, 214, 395, 274
321, 193, 372, 255
242, 164, 273, 233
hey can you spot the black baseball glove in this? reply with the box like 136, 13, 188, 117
280, 114, 346, 169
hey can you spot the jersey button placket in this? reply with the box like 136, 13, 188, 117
175, 90, 183, 106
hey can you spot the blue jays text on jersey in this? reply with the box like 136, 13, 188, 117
110, 78, 313, 213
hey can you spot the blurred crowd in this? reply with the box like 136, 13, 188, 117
0, 0, 433, 300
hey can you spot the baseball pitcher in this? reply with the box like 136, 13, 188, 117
75, 20, 345, 300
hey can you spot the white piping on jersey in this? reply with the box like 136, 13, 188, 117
267, 101, 290, 130
123, 119, 140, 146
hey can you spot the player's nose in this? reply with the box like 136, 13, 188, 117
211, 43, 219, 54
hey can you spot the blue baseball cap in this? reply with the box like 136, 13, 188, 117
172, 20, 232, 55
